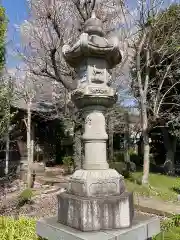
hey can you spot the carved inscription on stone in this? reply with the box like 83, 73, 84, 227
91, 65, 105, 83
89, 182, 117, 196
92, 65, 103, 76
89, 87, 108, 95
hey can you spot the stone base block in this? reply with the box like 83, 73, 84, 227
57, 191, 134, 231
36, 214, 161, 240
69, 169, 125, 197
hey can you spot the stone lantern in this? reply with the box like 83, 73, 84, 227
36, 12, 161, 240
57, 12, 134, 231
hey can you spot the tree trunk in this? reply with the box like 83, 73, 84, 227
136, 28, 150, 184
124, 112, 130, 163
162, 128, 177, 175
108, 115, 114, 162
165, 148, 175, 175
31, 123, 35, 187
73, 127, 82, 170
141, 102, 150, 185
5, 86, 10, 178
5, 131, 10, 176
27, 100, 33, 188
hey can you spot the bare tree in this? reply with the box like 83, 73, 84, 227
122, 1, 180, 182
13, 68, 41, 188
145, 3, 180, 175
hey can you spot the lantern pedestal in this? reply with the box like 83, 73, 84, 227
56, 85, 134, 231
37, 214, 160, 239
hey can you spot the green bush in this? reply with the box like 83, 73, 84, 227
62, 156, 74, 166
128, 149, 142, 166
18, 188, 34, 206
109, 162, 131, 178
130, 153, 140, 165
113, 152, 124, 162
62, 156, 74, 173
110, 150, 137, 178
0, 216, 39, 240
113, 151, 140, 167
109, 162, 126, 173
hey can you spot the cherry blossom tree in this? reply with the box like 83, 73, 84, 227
18, 0, 130, 168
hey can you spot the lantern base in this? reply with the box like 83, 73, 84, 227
57, 191, 134, 231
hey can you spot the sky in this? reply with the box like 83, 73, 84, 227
2, 0, 28, 69
2, 0, 175, 70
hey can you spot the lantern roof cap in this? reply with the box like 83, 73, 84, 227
84, 11, 104, 37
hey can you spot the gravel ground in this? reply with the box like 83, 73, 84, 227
0, 188, 167, 221
20, 192, 59, 218
0, 191, 60, 218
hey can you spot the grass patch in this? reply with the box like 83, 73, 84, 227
125, 172, 180, 201
154, 227, 180, 240
154, 216, 180, 239
0, 214, 179, 240
0, 216, 40, 240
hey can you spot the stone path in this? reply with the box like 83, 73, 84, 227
134, 195, 180, 216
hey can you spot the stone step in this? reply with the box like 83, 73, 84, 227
35, 176, 70, 188
45, 167, 65, 177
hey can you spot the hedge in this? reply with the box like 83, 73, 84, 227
0, 216, 39, 240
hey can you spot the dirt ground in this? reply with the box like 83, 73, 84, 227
0, 178, 65, 218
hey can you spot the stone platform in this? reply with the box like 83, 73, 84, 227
36, 213, 160, 240
57, 191, 134, 231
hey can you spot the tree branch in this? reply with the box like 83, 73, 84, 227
50, 48, 74, 90
153, 63, 172, 116
136, 30, 148, 97
47, 10, 61, 39
73, 0, 86, 21
157, 80, 180, 115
